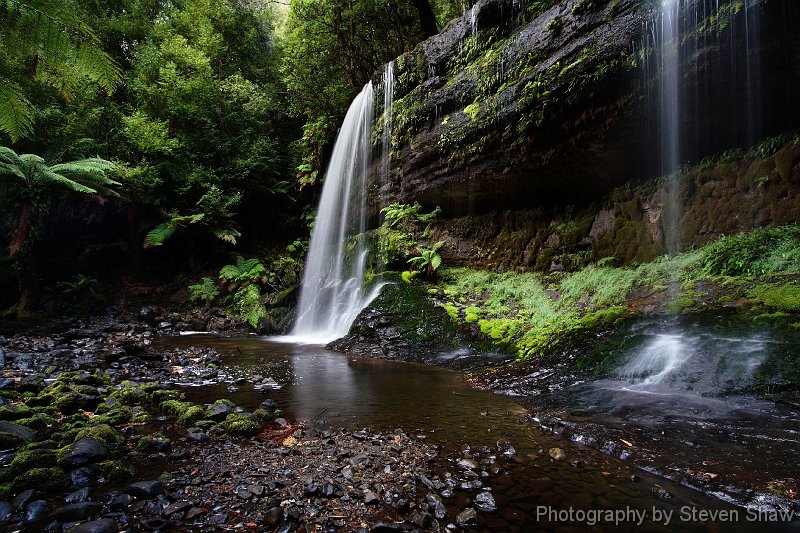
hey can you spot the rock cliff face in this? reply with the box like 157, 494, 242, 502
370, 0, 800, 267
429, 140, 800, 269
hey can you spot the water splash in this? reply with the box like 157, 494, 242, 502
615, 326, 769, 394
290, 83, 381, 344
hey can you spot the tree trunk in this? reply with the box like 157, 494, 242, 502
412, 0, 439, 39
8, 202, 32, 257
14, 248, 39, 318
127, 203, 142, 276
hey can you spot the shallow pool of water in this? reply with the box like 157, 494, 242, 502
155, 335, 797, 532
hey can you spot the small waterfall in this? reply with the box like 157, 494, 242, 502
650, 0, 763, 255
470, 3, 478, 37
291, 82, 380, 344
656, 0, 682, 255
382, 61, 395, 185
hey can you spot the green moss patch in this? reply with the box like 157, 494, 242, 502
12, 467, 68, 492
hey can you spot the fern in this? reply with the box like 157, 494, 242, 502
0, 81, 34, 142
219, 256, 266, 283
0, 146, 118, 254
188, 276, 219, 305
0, 0, 122, 140
142, 213, 204, 248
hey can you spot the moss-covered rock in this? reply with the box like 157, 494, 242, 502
0, 404, 32, 421
68, 424, 121, 447
93, 406, 133, 426
12, 467, 68, 492
8, 449, 58, 475
15, 413, 56, 433
160, 399, 206, 427
0, 431, 25, 449
215, 413, 261, 436
96, 460, 135, 483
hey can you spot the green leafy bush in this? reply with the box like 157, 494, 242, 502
233, 285, 265, 328
375, 202, 441, 268
701, 226, 800, 276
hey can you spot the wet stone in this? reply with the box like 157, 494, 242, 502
53, 501, 102, 521
69, 518, 119, 533
24, 500, 51, 524
457, 458, 479, 470
456, 507, 477, 526
65, 487, 91, 503
61, 438, 108, 468
0, 501, 12, 523
69, 466, 95, 487
548, 448, 566, 461
126, 480, 165, 499
163, 500, 193, 517
107, 492, 133, 510
475, 491, 497, 512
13, 489, 36, 509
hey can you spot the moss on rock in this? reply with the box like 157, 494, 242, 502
12, 467, 68, 492
215, 413, 261, 436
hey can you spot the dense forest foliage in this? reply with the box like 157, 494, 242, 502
0, 0, 469, 316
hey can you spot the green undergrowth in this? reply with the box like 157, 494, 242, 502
425, 226, 800, 360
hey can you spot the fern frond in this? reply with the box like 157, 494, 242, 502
35, 167, 97, 194
0, 80, 34, 141
143, 221, 177, 248
0, 0, 121, 135
213, 227, 241, 245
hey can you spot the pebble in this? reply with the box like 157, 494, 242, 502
475, 491, 497, 512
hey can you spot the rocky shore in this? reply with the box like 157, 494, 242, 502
0, 311, 520, 532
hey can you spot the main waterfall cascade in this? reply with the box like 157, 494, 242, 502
291, 65, 397, 344
290, 82, 379, 344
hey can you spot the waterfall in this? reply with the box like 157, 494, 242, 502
656, 0, 682, 255
382, 61, 395, 185
290, 82, 379, 344
470, 3, 478, 37
651, 0, 763, 255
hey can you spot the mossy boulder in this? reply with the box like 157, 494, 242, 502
215, 413, 261, 436
0, 404, 32, 421
93, 406, 133, 426
15, 413, 56, 433
8, 448, 58, 475
97, 460, 135, 483
135, 435, 171, 454
0, 421, 36, 448
68, 424, 121, 447
160, 400, 205, 427
12, 467, 68, 492
54, 393, 94, 415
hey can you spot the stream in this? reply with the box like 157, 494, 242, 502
156, 333, 797, 532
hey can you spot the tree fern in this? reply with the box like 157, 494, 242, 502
0, 146, 117, 262
0, 82, 34, 142
0, 0, 122, 140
